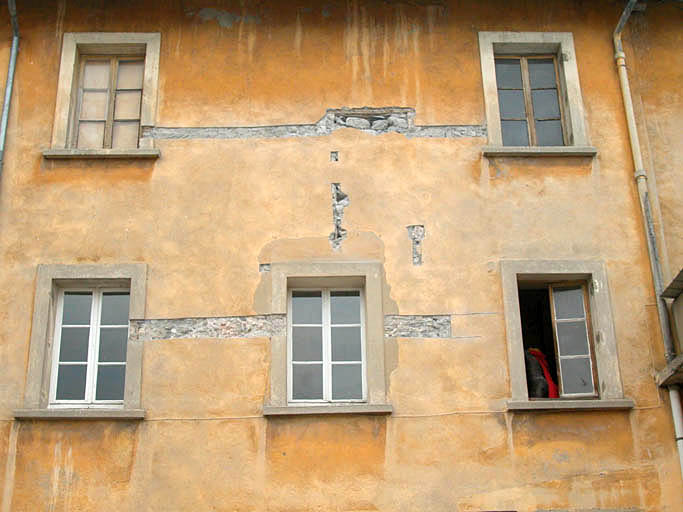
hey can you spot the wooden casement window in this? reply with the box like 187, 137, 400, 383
71, 56, 145, 149
519, 282, 598, 399
49, 288, 130, 407
495, 55, 566, 147
288, 289, 366, 402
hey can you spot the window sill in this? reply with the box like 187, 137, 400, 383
14, 408, 146, 420
42, 148, 160, 159
263, 404, 393, 417
482, 145, 597, 157
506, 398, 634, 412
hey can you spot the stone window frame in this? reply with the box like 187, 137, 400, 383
479, 32, 597, 157
501, 260, 634, 411
43, 33, 161, 160
263, 261, 392, 416
15, 264, 147, 420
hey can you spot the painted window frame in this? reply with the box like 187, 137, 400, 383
263, 261, 391, 416
15, 264, 147, 419
479, 32, 595, 156
44, 33, 160, 159
287, 288, 367, 403
501, 260, 633, 411
49, 286, 131, 408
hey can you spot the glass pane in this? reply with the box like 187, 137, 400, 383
62, 292, 93, 325
101, 292, 130, 325
59, 327, 90, 362
99, 327, 128, 362
331, 291, 360, 324
331, 326, 362, 362
292, 291, 322, 324
95, 364, 126, 400
501, 120, 529, 146
495, 59, 522, 88
80, 91, 108, 120
55, 364, 87, 400
532, 89, 561, 119
292, 364, 323, 400
114, 91, 141, 120
332, 364, 363, 400
556, 321, 590, 356
560, 357, 594, 395
535, 120, 564, 146
112, 121, 140, 148
292, 326, 322, 361
83, 60, 110, 89
77, 121, 105, 149
553, 287, 585, 319
117, 60, 144, 89
528, 58, 557, 89
497, 90, 526, 119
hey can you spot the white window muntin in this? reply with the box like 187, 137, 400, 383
287, 288, 367, 403
49, 286, 129, 408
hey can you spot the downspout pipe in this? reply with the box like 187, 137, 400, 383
613, 0, 683, 479
0, 0, 19, 177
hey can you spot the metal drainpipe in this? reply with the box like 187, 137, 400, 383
613, 0, 683, 478
0, 0, 18, 177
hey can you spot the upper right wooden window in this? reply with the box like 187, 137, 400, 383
495, 55, 566, 146
479, 32, 593, 153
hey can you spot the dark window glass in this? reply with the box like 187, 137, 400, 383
101, 292, 130, 325
62, 292, 92, 325
331, 326, 362, 361
528, 59, 557, 89
55, 364, 87, 400
292, 326, 323, 361
535, 120, 564, 146
495, 59, 523, 88
59, 327, 90, 362
98, 327, 128, 362
330, 291, 360, 324
292, 291, 322, 325
498, 90, 526, 118
501, 120, 529, 146
560, 357, 594, 395
332, 364, 363, 399
95, 364, 126, 400
292, 364, 323, 400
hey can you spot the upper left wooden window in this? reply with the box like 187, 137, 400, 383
72, 56, 145, 149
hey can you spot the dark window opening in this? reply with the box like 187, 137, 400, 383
519, 288, 558, 398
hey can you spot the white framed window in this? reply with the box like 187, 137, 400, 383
49, 287, 130, 407
263, 261, 391, 416
15, 264, 147, 419
288, 289, 366, 402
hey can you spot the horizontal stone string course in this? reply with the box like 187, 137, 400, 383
384, 315, 452, 338
143, 107, 486, 140
130, 314, 455, 341
129, 315, 286, 341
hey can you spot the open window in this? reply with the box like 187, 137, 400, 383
519, 281, 598, 399
501, 260, 633, 411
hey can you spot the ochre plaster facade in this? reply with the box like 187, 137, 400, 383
0, 1, 682, 510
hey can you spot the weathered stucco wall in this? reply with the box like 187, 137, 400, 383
0, 1, 681, 511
